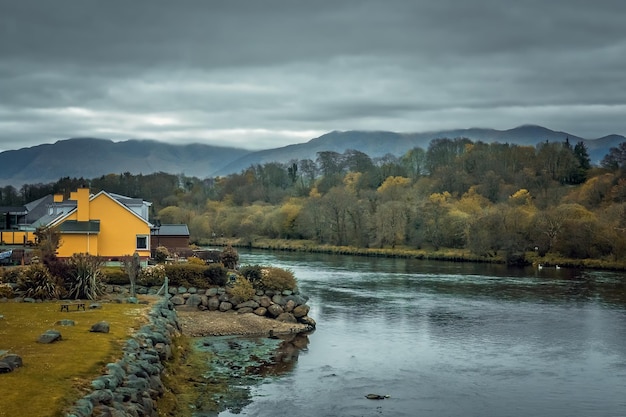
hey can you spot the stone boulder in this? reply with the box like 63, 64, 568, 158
0, 354, 23, 373
258, 296, 272, 308
90, 321, 110, 333
235, 300, 260, 310
38, 329, 62, 344
253, 307, 267, 317
55, 319, 76, 326
284, 299, 296, 312
292, 304, 310, 318
299, 316, 317, 327
276, 312, 297, 323
219, 301, 233, 312
267, 304, 284, 318
185, 293, 203, 307
207, 296, 220, 311
169, 295, 185, 305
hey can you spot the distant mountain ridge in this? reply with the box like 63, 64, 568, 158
212, 125, 625, 175
0, 125, 624, 186
0, 138, 251, 186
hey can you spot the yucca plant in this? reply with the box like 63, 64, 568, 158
67, 253, 104, 300
16, 263, 64, 299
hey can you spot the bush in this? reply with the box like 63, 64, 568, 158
164, 264, 210, 288
17, 263, 65, 299
1, 267, 24, 283
187, 256, 206, 266
260, 267, 297, 292
154, 246, 169, 264
219, 245, 239, 269
139, 264, 166, 286
203, 263, 228, 286
229, 276, 255, 302
101, 267, 129, 285
239, 264, 264, 287
0, 283, 13, 298
66, 253, 104, 300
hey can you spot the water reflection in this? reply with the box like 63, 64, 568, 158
192, 332, 311, 415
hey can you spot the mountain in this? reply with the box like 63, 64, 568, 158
213, 125, 623, 175
0, 138, 251, 186
1, 126, 624, 186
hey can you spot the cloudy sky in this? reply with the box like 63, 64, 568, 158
1, 0, 625, 152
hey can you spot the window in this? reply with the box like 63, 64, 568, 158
136, 235, 149, 250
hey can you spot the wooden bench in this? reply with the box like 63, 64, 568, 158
60, 302, 86, 312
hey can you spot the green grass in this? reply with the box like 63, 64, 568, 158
0, 300, 152, 417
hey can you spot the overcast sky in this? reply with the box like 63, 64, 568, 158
1, 0, 625, 152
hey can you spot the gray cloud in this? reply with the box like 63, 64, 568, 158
1, 0, 625, 152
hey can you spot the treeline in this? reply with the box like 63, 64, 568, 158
5, 137, 626, 264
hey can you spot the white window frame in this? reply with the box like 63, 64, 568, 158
136, 234, 149, 250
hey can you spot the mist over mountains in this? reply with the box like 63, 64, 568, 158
1, 125, 624, 186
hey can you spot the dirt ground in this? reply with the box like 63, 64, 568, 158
175, 308, 310, 337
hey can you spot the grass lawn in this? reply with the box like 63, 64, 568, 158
0, 299, 153, 417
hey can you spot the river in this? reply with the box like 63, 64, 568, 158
190, 249, 626, 417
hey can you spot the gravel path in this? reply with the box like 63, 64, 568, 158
176, 309, 310, 337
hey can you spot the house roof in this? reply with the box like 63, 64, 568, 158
58, 220, 101, 233
47, 190, 152, 228
151, 224, 189, 236
0, 206, 27, 214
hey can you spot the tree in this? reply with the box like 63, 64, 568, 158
316, 151, 343, 177
601, 142, 626, 170
400, 147, 427, 179
122, 253, 141, 297
426, 137, 472, 174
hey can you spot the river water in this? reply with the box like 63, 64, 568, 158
191, 250, 626, 417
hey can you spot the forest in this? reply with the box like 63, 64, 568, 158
4, 137, 626, 266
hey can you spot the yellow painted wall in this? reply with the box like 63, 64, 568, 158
56, 191, 150, 259
0, 231, 34, 245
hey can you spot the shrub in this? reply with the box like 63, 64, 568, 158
187, 256, 205, 266
239, 264, 264, 287
260, 267, 297, 292
1, 267, 24, 283
154, 246, 169, 264
164, 264, 210, 288
139, 264, 166, 286
203, 263, 228, 286
17, 263, 65, 299
219, 245, 239, 269
66, 253, 104, 300
101, 267, 129, 285
229, 276, 255, 302
0, 283, 13, 298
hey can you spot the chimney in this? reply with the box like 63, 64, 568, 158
70, 188, 90, 222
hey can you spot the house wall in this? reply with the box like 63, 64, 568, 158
150, 236, 189, 252
59, 233, 99, 256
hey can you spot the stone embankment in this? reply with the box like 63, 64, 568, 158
166, 285, 317, 329
64, 298, 180, 417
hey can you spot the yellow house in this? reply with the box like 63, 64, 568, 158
47, 188, 152, 259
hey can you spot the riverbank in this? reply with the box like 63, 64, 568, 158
176, 309, 311, 337
199, 237, 626, 271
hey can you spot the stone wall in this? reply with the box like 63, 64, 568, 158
167, 285, 316, 328
64, 298, 180, 417
104, 284, 316, 329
